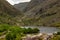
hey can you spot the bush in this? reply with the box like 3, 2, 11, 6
57, 32, 60, 35
15, 34, 22, 40
50, 35, 60, 40
27, 28, 33, 34
53, 32, 60, 35
0, 24, 11, 32
23, 28, 40, 34
32, 28, 40, 33
9, 26, 23, 34
6, 32, 16, 40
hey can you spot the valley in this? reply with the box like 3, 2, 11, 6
0, 0, 60, 40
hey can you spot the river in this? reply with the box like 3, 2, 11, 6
22, 26, 60, 34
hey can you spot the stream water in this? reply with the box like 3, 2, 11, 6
22, 26, 60, 34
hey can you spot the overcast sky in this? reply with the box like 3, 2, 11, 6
6, 0, 31, 5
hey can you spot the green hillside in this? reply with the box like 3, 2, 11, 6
0, 0, 22, 25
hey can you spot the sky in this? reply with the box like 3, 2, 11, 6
6, 0, 31, 5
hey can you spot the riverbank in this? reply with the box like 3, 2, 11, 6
0, 32, 60, 40
21, 32, 60, 40
21, 33, 54, 40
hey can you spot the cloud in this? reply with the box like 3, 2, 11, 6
7, 0, 31, 5
13, 0, 30, 2
6, 0, 15, 5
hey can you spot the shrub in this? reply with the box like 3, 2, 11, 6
6, 32, 16, 40
23, 28, 40, 34
0, 24, 11, 32
57, 32, 60, 35
50, 35, 60, 40
32, 28, 40, 33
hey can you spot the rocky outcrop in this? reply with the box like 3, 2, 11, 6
14, 2, 29, 12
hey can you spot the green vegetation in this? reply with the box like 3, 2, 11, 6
57, 32, 60, 35
50, 32, 60, 40
51, 22, 60, 27
0, 0, 23, 26
0, 24, 39, 40
50, 35, 60, 40
0, 24, 10, 32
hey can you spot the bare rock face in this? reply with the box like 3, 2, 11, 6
14, 2, 29, 12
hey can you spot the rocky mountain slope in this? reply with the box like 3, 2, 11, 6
14, 2, 29, 12
24, 0, 46, 12
0, 0, 60, 27
21, 0, 60, 27
0, 0, 22, 25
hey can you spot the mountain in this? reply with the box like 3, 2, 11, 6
21, 0, 60, 27
0, 0, 22, 25
0, 0, 60, 27
14, 2, 29, 12
24, 0, 46, 12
